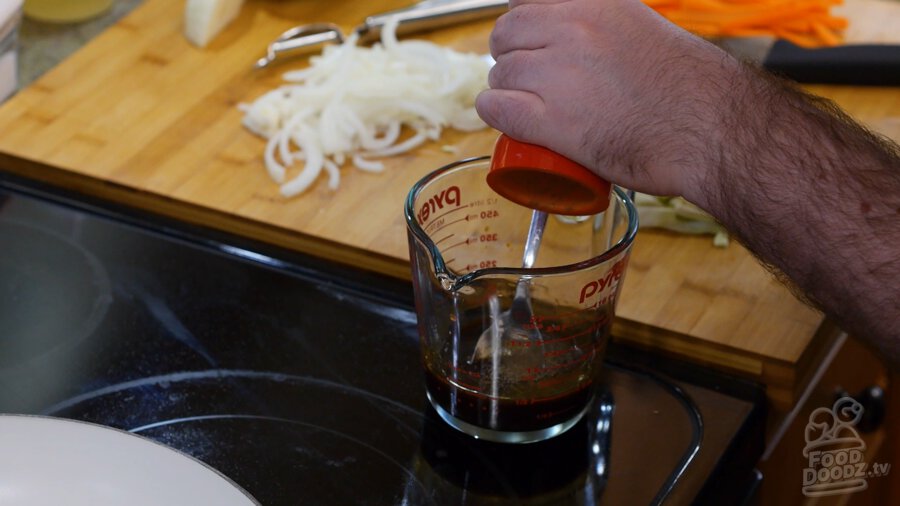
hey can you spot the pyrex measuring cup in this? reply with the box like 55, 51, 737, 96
405, 156, 638, 443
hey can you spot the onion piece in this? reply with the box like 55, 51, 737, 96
323, 159, 340, 190
240, 16, 490, 198
352, 155, 384, 173
280, 126, 324, 197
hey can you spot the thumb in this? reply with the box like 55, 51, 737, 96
475, 88, 546, 143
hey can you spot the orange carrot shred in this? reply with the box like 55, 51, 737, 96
644, 0, 846, 47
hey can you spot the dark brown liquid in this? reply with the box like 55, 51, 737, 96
424, 367, 594, 432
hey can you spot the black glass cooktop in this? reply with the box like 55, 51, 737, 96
0, 176, 764, 505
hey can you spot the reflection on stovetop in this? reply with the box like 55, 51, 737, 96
0, 179, 764, 505
0, 220, 111, 371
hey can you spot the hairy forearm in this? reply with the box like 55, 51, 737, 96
474, 0, 900, 363
698, 66, 900, 363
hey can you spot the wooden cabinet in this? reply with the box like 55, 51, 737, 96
757, 336, 893, 505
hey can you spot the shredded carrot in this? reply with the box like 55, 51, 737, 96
645, 0, 846, 47
681, 0, 730, 11
778, 19, 813, 32
810, 21, 842, 45
774, 28, 824, 47
820, 16, 849, 30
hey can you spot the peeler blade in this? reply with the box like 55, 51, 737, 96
254, 0, 508, 69
254, 23, 345, 69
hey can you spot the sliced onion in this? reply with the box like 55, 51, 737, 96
323, 159, 340, 190
352, 155, 384, 173
280, 126, 324, 197
240, 16, 490, 198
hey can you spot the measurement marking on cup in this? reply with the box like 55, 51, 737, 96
529, 306, 606, 322
442, 238, 472, 253
434, 233, 455, 246
541, 320, 609, 345
449, 364, 482, 379
549, 307, 593, 320
507, 320, 608, 347
423, 205, 470, 233
543, 348, 578, 359
544, 342, 606, 359
427, 216, 465, 235
525, 351, 594, 375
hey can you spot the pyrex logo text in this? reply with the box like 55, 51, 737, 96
417, 186, 461, 225
579, 259, 628, 304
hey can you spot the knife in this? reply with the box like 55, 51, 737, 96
763, 40, 900, 86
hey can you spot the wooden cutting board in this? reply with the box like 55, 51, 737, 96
0, 0, 898, 410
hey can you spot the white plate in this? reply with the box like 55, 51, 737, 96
0, 415, 258, 505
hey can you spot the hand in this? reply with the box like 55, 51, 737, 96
477, 1, 900, 368
475, 0, 742, 203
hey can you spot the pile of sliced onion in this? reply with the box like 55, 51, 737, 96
239, 18, 491, 198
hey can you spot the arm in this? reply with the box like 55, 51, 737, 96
475, 0, 900, 365
712, 69, 900, 364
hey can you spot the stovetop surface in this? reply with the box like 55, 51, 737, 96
0, 178, 764, 505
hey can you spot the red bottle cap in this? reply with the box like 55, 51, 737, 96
487, 134, 611, 215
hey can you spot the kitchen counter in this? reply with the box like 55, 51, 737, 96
1, 0, 897, 433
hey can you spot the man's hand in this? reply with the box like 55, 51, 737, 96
475, 0, 741, 204
476, 0, 900, 367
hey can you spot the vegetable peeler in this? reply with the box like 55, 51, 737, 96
254, 0, 508, 69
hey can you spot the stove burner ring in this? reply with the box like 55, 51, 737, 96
134, 414, 423, 487
0, 221, 112, 371
42, 370, 437, 506
41, 369, 424, 424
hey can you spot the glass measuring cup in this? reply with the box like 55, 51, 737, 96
405, 157, 638, 443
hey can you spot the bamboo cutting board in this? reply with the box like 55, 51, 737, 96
1, 0, 898, 409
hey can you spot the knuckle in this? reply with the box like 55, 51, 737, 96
487, 63, 503, 89
488, 51, 532, 91
490, 11, 517, 53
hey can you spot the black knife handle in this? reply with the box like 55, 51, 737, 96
763, 40, 900, 86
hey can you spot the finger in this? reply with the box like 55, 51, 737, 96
490, 5, 554, 58
508, 0, 568, 9
487, 50, 547, 93
475, 89, 546, 142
